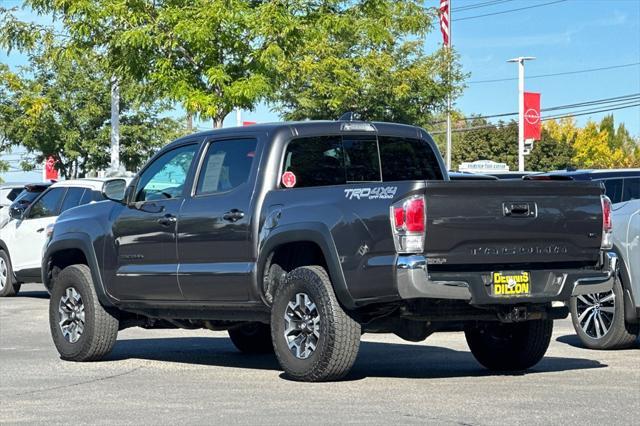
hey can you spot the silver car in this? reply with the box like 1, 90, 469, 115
570, 198, 640, 348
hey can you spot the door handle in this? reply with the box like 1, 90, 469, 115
36, 228, 45, 233
222, 209, 245, 222
157, 214, 177, 227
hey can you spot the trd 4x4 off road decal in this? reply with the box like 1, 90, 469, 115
344, 186, 397, 200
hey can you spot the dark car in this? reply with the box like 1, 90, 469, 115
43, 121, 616, 381
525, 169, 640, 204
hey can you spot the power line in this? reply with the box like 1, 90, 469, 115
469, 62, 640, 84
454, 0, 567, 22
430, 93, 640, 124
430, 102, 640, 134
453, 0, 517, 12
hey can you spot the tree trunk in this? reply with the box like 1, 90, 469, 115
186, 113, 193, 132
213, 114, 226, 129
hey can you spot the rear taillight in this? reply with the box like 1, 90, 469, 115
601, 195, 613, 249
391, 196, 426, 253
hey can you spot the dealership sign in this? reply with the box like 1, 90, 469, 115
524, 92, 541, 140
459, 160, 509, 173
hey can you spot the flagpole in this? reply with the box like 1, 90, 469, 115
445, 0, 452, 172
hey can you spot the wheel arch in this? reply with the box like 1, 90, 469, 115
257, 223, 356, 310
43, 233, 116, 308
610, 244, 637, 324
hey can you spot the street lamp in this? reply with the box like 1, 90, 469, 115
507, 56, 536, 172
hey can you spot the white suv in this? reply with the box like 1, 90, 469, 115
0, 178, 126, 297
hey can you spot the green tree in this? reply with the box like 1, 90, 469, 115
526, 128, 575, 171
0, 48, 183, 178
275, 2, 465, 125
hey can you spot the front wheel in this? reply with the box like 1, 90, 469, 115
271, 266, 361, 382
465, 319, 553, 371
570, 272, 638, 349
0, 250, 19, 297
49, 264, 120, 361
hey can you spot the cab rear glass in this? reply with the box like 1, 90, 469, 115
281, 135, 442, 188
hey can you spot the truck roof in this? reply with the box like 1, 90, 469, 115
170, 120, 428, 149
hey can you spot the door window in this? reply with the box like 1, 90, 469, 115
135, 144, 197, 202
60, 187, 87, 213
27, 188, 66, 219
196, 139, 257, 195
622, 178, 639, 201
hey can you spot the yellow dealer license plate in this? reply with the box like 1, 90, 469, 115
492, 272, 531, 296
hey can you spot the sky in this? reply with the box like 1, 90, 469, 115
1, 0, 639, 182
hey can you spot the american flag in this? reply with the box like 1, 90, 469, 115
439, 0, 450, 47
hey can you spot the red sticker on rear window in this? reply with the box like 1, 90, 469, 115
282, 171, 297, 188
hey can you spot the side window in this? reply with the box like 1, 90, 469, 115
135, 144, 197, 202
196, 139, 257, 195
79, 189, 96, 205
60, 187, 87, 213
379, 136, 444, 181
27, 188, 66, 219
343, 136, 381, 182
622, 178, 640, 202
603, 179, 623, 204
7, 188, 23, 202
282, 136, 346, 188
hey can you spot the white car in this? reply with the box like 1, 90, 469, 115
570, 198, 640, 349
0, 178, 127, 297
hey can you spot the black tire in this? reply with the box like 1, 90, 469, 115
49, 264, 119, 361
228, 322, 274, 354
271, 265, 361, 382
0, 250, 19, 297
465, 319, 553, 371
570, 272, 639, 349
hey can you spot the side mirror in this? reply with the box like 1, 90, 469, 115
102, 179, 127, 203
9, 205, 25, 220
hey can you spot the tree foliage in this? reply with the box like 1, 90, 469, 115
0, 46, 184, 178
275, 2, 465, 125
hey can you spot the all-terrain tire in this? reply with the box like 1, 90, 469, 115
465, 319, 553, 371
570, 272, 639, 349
49, 264, 119, 361
0, 250, 19, 297
228, 322, 274, 354
271, 265, 361, 382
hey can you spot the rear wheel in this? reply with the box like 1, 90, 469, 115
0, 250, 19, 297
570, 272, 638, 349
49, 264, 119, 361
465, 319, 553, 371
228, 322, 273, 354
271, 266, 361, 382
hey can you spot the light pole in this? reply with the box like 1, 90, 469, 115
507, 56, 535, 172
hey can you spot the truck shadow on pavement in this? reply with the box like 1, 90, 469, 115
16, 290, 49, 300
107, 336, 606, 381
556, 334, 640, 350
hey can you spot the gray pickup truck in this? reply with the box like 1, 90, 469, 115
43, 120, 616, 381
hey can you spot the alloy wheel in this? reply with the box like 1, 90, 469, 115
576, 291, 615, 339
283, 292, 321, 359
58, 287, 86, 343
0, 257, 7, 291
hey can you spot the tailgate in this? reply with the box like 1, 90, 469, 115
424, 180, 603, 269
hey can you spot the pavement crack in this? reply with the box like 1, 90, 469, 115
13, 366, 142, 397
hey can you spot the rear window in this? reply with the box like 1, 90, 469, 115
603, 179, 623, 204
379, 136, 444, 181
623, 178, 639, 201
282, 135, 441, 188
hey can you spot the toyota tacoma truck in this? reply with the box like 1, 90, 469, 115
43, 120, 617, 381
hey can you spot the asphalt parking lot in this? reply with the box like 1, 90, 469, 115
1, 284, 638, 425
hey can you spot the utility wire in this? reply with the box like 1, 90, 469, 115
469, 62, 640, 84
454, 0, 567, 21
452, 0, 517, 12
430, 93, 640, 124
430, 102, 640, 134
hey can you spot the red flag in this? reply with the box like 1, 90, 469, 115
439, 0, 450, 46
44, 156, 59, 180
524, 92, 541, 140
